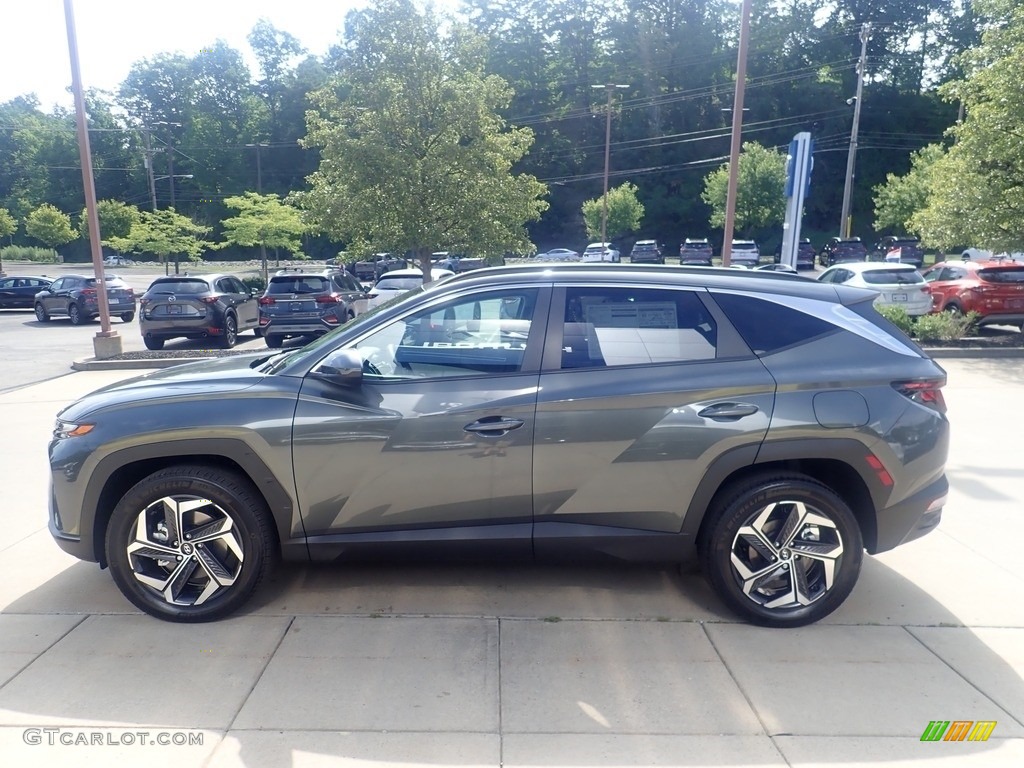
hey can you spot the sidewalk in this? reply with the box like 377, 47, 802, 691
0, 363, 1022, 767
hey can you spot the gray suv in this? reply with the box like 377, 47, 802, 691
48, 264, 949, 627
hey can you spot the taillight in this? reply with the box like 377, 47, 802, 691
316, 295, 341, 304
893, 378, 947, 414
80, 288, 96, 298
258, 297, 275, 306
139, 297, 150, 307
200, 296, 218, 305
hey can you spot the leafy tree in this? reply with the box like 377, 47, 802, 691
701, 142, 787, 236
25, 204, 78, 249
907, 0, 1024, 252
78, 200, 141, 249
114, 209, 210, 271
0, 208, 16, 243
297, 0, 548, 279
873, 143, 945, 234
581, 182, 644, 241
218, 192, 306, 277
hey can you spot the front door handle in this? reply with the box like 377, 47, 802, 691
697, 403, 760, 421
463, 417, 525, 437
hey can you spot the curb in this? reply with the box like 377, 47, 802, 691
71, 346, 1024, 372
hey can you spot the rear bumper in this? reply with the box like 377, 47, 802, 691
872, 474, 947, 553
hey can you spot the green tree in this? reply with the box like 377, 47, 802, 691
25, 204, 78, 250
581, 182, 644, 241
701, 142, 787, 236
78, 200, 141, 249
218, 192, 306, 277
297, 0, 548, 279
873, 143, 945, 234
115, 209, 210, 272
0, 207, 16, 243
907, 0, 1024, 252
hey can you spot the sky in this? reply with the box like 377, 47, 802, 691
2, 1, 458, 110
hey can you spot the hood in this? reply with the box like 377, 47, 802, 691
58, 352, 279, 421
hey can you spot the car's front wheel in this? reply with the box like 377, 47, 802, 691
700, 473, 863, 628
105, 466, 275, 622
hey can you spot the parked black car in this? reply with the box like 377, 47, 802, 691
629, 240, 664, 264
351, 253, 408, 283
0, 275, 52, 309
819, 237, 868, 267
774, 239, 817, 270
139, 274, 259, 350
679, 238, 714, 265
34, 274, 135, 324
871, 236, 925, 269
50, 263, 949, 628
259, 267, 367, 348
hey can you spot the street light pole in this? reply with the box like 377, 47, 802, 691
721, 0, 752, 268
246, 142, 269, 280
591, 84, 628, 251
840, 22, 871, 238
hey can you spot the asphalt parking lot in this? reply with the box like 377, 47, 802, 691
0, 356, 1022, 767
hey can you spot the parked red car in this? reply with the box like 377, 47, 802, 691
921, 260, 1024, 329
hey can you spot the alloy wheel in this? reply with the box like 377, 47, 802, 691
125, 495, 244, 608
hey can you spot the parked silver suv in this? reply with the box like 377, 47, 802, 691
49, 264, 949, 627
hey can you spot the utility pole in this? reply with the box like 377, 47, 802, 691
246, 142, 269, 281
721, 0, 752, 268
840, 22, 871, 239
142, 128, 158, 211
591, 83, 628, 253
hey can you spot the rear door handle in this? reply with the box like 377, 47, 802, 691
463, 417, 525, 437
697, 403, 760, 421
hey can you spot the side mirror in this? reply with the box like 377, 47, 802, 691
310, 348, 364, 387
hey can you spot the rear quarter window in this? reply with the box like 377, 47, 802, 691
711, 292, 838, 354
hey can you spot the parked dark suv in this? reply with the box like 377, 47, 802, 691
259, 267, 367, 348
139, 274, 259, 350
351, 253, 408, 283
49, 264, 949, 627
819, 237, 868, 267
34, 274, 135, 324
871, 236, 925, 269
629, 240, 664, 264
679, 238, 714, 266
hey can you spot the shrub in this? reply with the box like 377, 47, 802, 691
241, 275, 266, 293
913, 310, 979, 342
0, 245, 59, 263
876, 304, 914, 336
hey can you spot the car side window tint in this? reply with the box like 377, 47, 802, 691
353, 288, 539, 379
50, 279, 64, 291
560, 287, 716, 369
712, 292, 838, 355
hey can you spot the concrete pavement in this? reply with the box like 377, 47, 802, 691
0, 361, 1022, 767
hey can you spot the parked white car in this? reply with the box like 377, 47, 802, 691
817, 262, 932, 316
364, 267, 455, 311
961, 248, 1024, 263
581, 242, 621, 263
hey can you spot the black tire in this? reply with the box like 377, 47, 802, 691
104, 465, 275, 622
34, 303, 50, 322
944, 303, 963, 317
699, 473, 863, 628
68, 302, 84, 325
143, 336, 165, 351
120, 312, 135, 323
218, 314, 238, 349
265, 334, 283, 348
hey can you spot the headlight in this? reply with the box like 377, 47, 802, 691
53, 419, 94, 439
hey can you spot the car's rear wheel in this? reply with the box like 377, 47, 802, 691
700, 473, 862, 628
120, 312, 135, 323
143, 336, 165, 351
265, 334, 283, 348
105, 465, 275, 622
219, 314, 237, 349
34, 303, 50, 322
68, 303, 84, 325
944, 302, 963, 318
